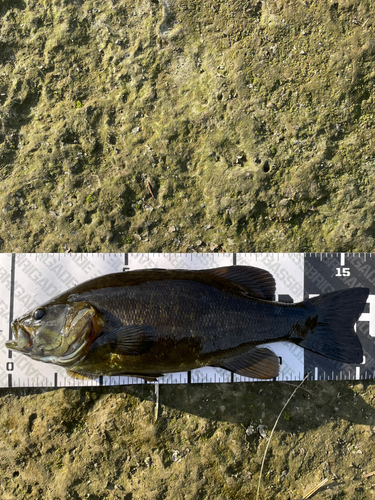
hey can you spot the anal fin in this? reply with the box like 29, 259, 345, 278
212, 347, 280, 380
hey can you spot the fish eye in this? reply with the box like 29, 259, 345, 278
33, 308, 46, 320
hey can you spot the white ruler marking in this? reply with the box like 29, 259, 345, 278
340, 253, 345, 266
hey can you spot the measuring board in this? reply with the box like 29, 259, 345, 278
0, 253, 374, 387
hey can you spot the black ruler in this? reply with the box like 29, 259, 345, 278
304, 253, 374, 380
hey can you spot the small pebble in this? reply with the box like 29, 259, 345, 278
246, 425, 254, 436
257, 424, 268, 439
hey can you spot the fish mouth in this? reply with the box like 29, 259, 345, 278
6, 323, 33, 351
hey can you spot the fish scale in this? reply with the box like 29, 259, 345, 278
70, 279, 307, 348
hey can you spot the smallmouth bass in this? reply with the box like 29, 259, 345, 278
6, 266, 369, 381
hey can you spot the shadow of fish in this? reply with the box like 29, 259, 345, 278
6, 266, 369, 381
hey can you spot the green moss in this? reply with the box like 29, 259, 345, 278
1, 0, 375, 254
0, 0, 375, 251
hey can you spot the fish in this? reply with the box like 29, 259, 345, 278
6, 266, 369, 381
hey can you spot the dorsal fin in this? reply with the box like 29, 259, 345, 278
200, 266, 276, 300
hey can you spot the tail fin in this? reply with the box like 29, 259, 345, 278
291, 288, 369, 364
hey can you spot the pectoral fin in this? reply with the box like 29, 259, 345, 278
66, 369, 163, 382
89, 325, 157, 356
212, 347, 280, 379
66, 369, 100, 380
116, 373, 163, 382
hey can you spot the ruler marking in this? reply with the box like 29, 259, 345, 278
8, 254, 16, 343
340, 253, 345, 266
7, 253, 16, 385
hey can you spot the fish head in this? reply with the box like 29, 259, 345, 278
6, 301, 105, 365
